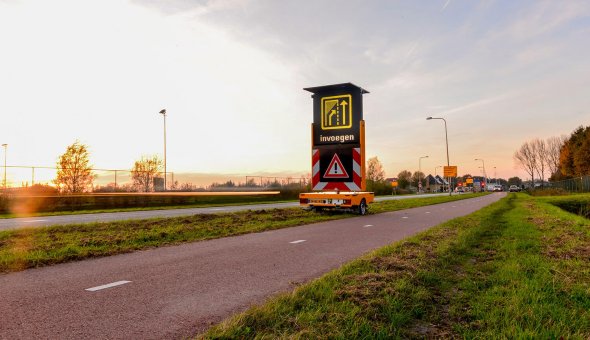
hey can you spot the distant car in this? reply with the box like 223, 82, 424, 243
455, 187, 464, 193
493, 185, 503, 192
509, 185, 520, 192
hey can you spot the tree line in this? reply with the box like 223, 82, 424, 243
51, 141, 308, 194
367, 156, 524, 193
53, 141, 164, 193
557, 125, 590, 179
367, 156, 447, 192
513, 124, 590, 186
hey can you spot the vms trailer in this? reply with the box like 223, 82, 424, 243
299, 83, 375, 215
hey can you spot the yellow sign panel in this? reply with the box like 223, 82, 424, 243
443, 166, 458, 177
466, 178, 474, 184
391, 181, 398, 187
321, 94, 352, 130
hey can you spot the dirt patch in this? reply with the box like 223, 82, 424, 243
544, 240, 590, 260
336, 272, 396, 305
408, 321, 457, 339
370, 256, 419, 273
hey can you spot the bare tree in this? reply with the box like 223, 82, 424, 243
514, 141, 536, 187
131, 155, 163, 192
54, 141, 94, 193
367, 157, 386, 182
531, 138, 547, 187
546, 135, 567, 178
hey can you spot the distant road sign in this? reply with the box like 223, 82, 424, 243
466, 177, 473, 184
443, 166, 458, 177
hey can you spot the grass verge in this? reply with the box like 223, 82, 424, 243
537, 192, 590, 219
0, 196, 293, 219
0, 193, 486, 273
203, 193, 590, 338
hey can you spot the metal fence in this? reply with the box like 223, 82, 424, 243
0, 165, 310, 192
550, 175, 590, 193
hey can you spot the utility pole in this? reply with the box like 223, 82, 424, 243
427, 117, 451, 196
418, 155, 429, 193
159, 109, 167, 191
2, 144, 7, 191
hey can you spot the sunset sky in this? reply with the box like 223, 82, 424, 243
1, 0, 589, 186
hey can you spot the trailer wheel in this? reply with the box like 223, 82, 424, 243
358, 199, 367, 215
313, 206, 323, 213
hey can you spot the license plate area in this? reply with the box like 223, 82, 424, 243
309, 199, 344, 205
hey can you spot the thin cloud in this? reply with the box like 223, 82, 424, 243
436, 92, 516, 117
491, 1, 589, 42
441, 0, 451, 12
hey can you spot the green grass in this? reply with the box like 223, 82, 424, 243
370, 193, 480, 214
202, 193, 590, 338
0, 193, 486, 273
537, 193, 590, 219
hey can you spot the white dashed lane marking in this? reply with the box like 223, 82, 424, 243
402, 216, 409, 219
289, 240, 306, 244
362, 224, 374, 228
85, 280, 131, 292
23, 219, 47, 223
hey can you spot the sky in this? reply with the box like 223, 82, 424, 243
1, 0, 589, 187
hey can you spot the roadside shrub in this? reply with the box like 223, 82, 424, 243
367, 180, 393, 195
0, 192, 293, 214
529, 188, 569, 196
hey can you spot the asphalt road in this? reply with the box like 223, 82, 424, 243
0, 193, 504, 339
0, 192, 450, 231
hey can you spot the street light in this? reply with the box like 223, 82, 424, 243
494, 166, 497, 184
475, 158, 486, 190
159, 109, 167, 191
435, 165, 442, 177
1, 144, 6, 191
419, 155, 429, 173
418, 155, 428, 193
427, 116, 451, 196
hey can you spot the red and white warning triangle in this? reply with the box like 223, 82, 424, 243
323, 153, 349, 179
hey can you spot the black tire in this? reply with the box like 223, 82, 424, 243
313, 206, 323, 213
358, 199, 367, 215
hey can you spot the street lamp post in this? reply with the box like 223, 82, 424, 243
427, 117, 451, 196
419, 155, 429, 193
159, 109, 167, 191
494, 166, 497, 184
1, 144, 6, 191
475, 158, 486, 191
